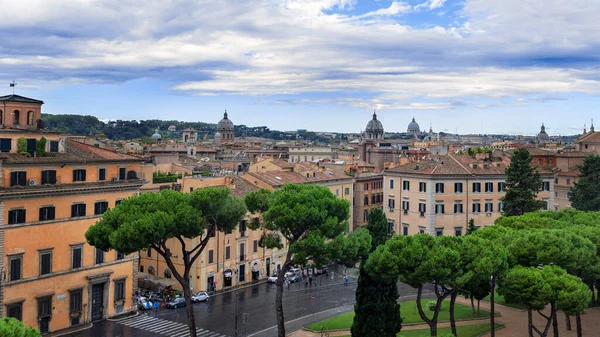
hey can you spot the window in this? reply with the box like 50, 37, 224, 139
336, 189, 339, 196
240, 243, 245, 261
98, 168, 106, 181
455, 228, 463, 236
549, 159, 553, 165
364, 196, 369, 206
388, 198, 395, 210
39, 250, 52, 275
364, 183, 368, 191
585, 144, 589, 149
13, 110, 20, 125
485, 182, 493, 192
485, 202, 494, 213
419, 182, 427, 192
0, 138, 11, 152
389, 179, 395, 189
419, 227, 425, 234
147, 247, 152, 258
435, 183, 444, 193
72, 245, 83, 269
542, 181, 550, 191
116, 251, 125, 260
38, 296, 52, 320
403, 225, 409, 236
436, 228, 443, 236
71, 203, 86, 217
8, 209, 26, 224
402, 180, 410, 191
115, 199, 123, 206
225, 246, 231, 260
555, 191, 558, 197
472, 202, 481, 213
472, 182, 481, 192
543, 200, 549, 210
498, 182, 506, 192
454, 182, 463, 193
345, 187, 350, 195
115, 279, 125, 301
253, 240, 258, 253
7, 302, 22, 321
73, 169, 86, 182
95, 247, 104, 264
499, 202, 505, 212
363, 211, 368, 222
567, 178, 571, 185
402, 200, 409, 213
70, 289, 82, 315
41, 170, 57, 185
387, 221, 395, 234
435, 203, 445, 214
9, 255, 22, 281
555, 178, 558, 184
208, 250, 214, 264
454, 203, 463, 214
119, 167, 126, 180
94, 201, 109, 215
10, 171, 27, 187
419, 203, 426, 217
239, 220, 247, 236
49, 141, 59, 153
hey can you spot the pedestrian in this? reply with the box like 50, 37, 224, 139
285, 279, 290, 290
309, 276, 313, 286
344, 275, 349, 286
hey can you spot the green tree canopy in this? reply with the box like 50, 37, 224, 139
569, 155, 600, 211
0, 318, 41, 337
85, 187, 246, 337
501, 148, 545, 216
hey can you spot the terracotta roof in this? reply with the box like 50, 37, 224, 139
271, 159, 293, 169
387, 154, 508, 176
0, 140, 141, 164
577, 131, 600, 143
229, 177, 259, 198
149, 144, 217, 153
505, 148, 556, 156
246, 170, 351, 187
0, 94, 44, 104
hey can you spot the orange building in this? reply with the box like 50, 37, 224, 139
0, 95, 144, 335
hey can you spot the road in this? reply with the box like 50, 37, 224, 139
60, 268, 421, 337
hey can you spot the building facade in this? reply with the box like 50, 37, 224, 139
353, 174, 383, 230
383, 154, 555, 236
0, 96, 143, 335
288, 147, 334, 163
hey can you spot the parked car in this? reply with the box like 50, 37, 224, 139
285, 268, 302, 279
137, 297, 153, 310
191, 291, 209, 303
165, 297, 186, 309
287, 274, 303, 283
316, 266, 329, 275
267, 273, 278, 283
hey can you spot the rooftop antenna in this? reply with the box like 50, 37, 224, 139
9, 81, 16, 95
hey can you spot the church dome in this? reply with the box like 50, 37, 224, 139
537, 123, 550, 142
407, 117, 420, 134
151, 128, 162, 139
365, 112, 384, 133
214, 132, 222, 138
217, 111, 234, 131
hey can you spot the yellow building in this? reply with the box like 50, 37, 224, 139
383, 153, 555, 236
137, 175, 285, 293
0, 94, 144, 334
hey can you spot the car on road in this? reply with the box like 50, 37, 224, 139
165, 297, 186, 309
191, 291, 209, 303
267, 273, 278, 283
137, 297, 153, 310
287, 274, 303, 283
316, 266, 329, 275
285, 267, 302, 279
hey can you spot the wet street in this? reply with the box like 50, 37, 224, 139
61, 269, 420, 337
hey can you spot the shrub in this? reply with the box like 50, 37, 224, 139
17, 137, 29, 156
0, 317, 41, 337
36, 137, 47, 156
426, 300, 444, 312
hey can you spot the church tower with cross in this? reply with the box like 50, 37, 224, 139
216, 110, 235, 141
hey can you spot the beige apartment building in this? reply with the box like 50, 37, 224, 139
383, 154, 555, 236
288, 146, 334, 163
138, 175, 284, 293
353, 173, 383, 230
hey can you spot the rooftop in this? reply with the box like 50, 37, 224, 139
0, 94, 44, 104
0, 139, 140, 164
245, 170, 351, 187
228, 177, 259, 198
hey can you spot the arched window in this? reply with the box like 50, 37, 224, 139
13, 110, 20, 125
184, 135, 189, 142
147, 265, 155, 275
163, 269, 172, 279
27, 111, 34, 125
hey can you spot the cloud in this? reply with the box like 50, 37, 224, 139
0, 0, 599, 112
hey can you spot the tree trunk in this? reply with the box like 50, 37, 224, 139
575, 312, 582, 337
477, 300, 481, 315
527, 308, 534, 337
450, 291, 458, 337
275, 250, 293, 337
470, 296, 475, 314
182, 278, 198, 337
490, 276, 496, 337
551, 302, 559, 337
415, 285, 436, 336
564, 313, 571, 331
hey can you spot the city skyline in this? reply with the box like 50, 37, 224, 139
2, 0, 599, 135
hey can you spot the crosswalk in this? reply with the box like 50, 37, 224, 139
115, 314, 229, 337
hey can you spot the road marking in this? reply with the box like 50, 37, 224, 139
115, 315, 230, 337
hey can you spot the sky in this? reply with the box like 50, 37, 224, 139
1, 0, 599, 136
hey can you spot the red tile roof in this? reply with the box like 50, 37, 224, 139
245, 170, 351, 187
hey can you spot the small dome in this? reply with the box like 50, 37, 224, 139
407, 117, 420, 134
537, 123, 550, 142
151, 128, 162, 139
214, 132, 222, 138
365, 112, 384, 133
217, 111, 234, 131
